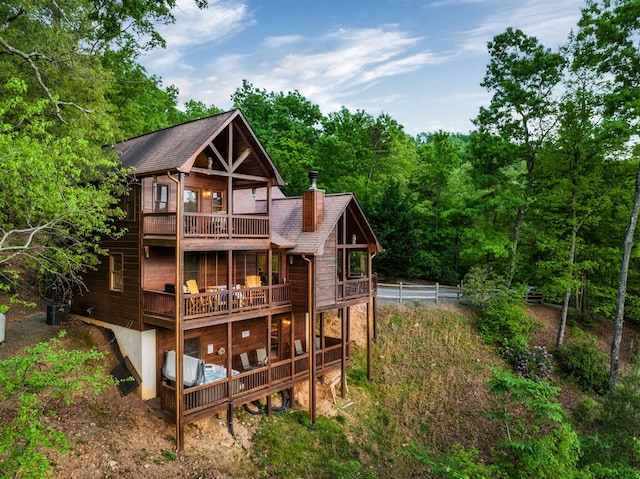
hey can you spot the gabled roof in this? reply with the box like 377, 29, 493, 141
271, 193, 383, 255
112, 109, 285, 185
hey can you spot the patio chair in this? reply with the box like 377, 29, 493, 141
240, 352, 254, 371
245, 275, 265, 305
185, 279, 205, 313
256, 348, 268, 366
245, 275, 261, 288
294, 339, 305, 356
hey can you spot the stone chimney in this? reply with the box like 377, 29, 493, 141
302, 171, 325, 232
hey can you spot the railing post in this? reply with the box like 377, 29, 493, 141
399, 282, 403, 304
435, 282, 439, 304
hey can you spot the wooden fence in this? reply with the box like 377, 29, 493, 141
377, 282, 462, 304
377, 283, 545, 305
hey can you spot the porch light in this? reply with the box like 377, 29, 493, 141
203, 189, 212, 198
351, 234, 357, 244
289, 255, 294, 265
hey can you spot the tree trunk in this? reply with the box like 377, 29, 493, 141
557, 197, 580, 348
507, 205, 525, 288
610, 162, 640, 390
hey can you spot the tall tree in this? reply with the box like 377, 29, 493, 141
577, 0, 640, 389
473, 28, 565, 286
0, 1, 207, 301
232, 80, 322, 195
412, 131, 471, 283
535, 78, 619, 347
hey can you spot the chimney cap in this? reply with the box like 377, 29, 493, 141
308, 171, 318, 190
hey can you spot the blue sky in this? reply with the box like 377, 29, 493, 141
140, 0, 586, 135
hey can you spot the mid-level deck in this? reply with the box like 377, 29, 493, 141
142, 276, 374, 327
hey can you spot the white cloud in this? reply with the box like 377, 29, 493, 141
154, 24, 443, 117
264, 35, 305, 49
459, 0, 583, 53
156, 0, 254, 48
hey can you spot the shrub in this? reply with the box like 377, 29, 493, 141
0, 331, 114, 478
579, 359, 640, 471
487, 370, 587, 479
555, 330, 609, 395
475, 296, 535, 351
501, 345, 553, 382
461, 265, 509, 309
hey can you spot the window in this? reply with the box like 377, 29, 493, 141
212, 191, 224, 212
184, 336, 201, 358
184, 189, 198, 213
120, 193, 138, 221
184, 253, 199, 283
271, 254, 280, 284
110, 253, 123, 292
153, 183, 168, 212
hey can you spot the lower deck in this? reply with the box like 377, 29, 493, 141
158, 339, 346, 423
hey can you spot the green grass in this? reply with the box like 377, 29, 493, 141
252, 410, 374, 478
253, 303, 505, 478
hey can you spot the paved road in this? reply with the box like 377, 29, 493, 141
376, 283, 461, 304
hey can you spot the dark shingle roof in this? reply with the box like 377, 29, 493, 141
115, 111, 236, 175
112, 110, 284, 185
271, 193, 383, 255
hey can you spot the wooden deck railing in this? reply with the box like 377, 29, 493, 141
142, 212, 268, 239
160, 344, 346, 418
337, 276, 371, 301
143, 283, 291, 321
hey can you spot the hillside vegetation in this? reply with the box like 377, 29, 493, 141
2, 301, 639, 478
252, 302, 640, 478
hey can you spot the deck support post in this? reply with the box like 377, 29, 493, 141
168, 171, 185, 452
341, 307, 347, 399
227, 401, 235, 436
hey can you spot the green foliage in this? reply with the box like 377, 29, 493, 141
0, 80, 129, 299
368, 179, 419, 281
464, 266, 535, 352
161, 450, 177, 462
622, 294, 640, 325
232, 80, 322, 196
0, 331, 115, 478
252, 410, 373, 479
475, 298, 534, 352
487, 370, 590, 479
402, 443, 505, 479
578, 359, 640, 473
555, 329, 609, 395
461, 265, 510, 309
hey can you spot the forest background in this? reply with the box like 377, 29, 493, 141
1, 0, 640, 334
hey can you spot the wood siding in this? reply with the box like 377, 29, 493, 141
72, 188, 143, 330
315, 227, 338, 308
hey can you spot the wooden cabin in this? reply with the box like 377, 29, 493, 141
71, 110, 382, 448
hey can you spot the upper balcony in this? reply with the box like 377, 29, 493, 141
143, 212, 269, 239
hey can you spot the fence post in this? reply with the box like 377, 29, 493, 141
435, 282, 439, 304
399, 282, 403, 304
